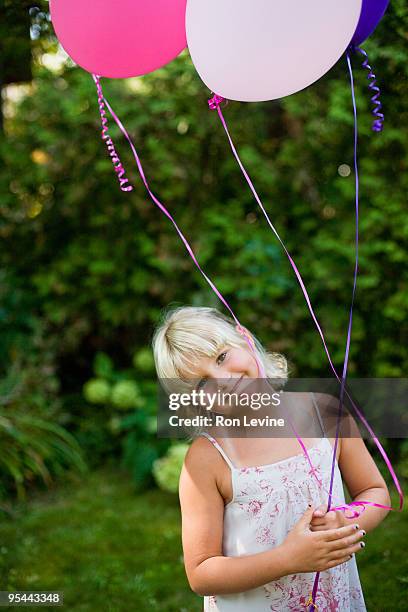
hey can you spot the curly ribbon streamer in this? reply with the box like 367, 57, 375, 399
207, 58, 403, 612
91, 77, 267, 375
353, 46, 384, 132
93, 79, 402, 521
93, 75, 133, 192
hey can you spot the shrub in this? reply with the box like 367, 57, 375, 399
83, 378, 111, 405
152, 443, 189, 494
0, 360, 88, 500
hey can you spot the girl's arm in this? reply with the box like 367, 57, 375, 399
180, 437, 365, 596
338, 433, 391, 533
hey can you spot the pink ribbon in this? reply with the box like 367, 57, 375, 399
208, 94, 226, 110
92, 77, 267, 375
93, 75, 133, 192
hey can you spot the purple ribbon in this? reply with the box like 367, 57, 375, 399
308, 50, 359, 612
353, 46, 384, 132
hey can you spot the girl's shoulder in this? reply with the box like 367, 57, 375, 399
185, 435, 225, 470
312, 392, 360, 437
180, 435, 231, 504
182, 435, 230, 487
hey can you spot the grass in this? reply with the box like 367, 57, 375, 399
0, 467, 406, 611
0, 467, 201, 611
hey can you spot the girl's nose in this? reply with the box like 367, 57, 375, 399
204, 368, 233, 390
206, 363, 230, 379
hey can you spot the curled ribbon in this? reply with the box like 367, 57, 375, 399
93, 75, 133, 192
353, 46, 384, 132
91, 77, 264, 379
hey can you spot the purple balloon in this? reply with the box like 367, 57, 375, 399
351, 0, 390, 45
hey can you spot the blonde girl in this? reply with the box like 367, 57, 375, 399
153, 306, 390, 611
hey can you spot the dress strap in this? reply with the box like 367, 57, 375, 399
311, 393, 326, 437
200, 432, 235, 470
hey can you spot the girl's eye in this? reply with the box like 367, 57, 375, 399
216, 351, 227, 365
195, 351, 227, 390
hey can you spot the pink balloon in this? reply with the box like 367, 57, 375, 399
50, 0, 187, 78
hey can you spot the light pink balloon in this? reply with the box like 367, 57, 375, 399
50, 0, 187, 78
187, 0, 362, 102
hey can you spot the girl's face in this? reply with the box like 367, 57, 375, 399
194, 345, 259, 395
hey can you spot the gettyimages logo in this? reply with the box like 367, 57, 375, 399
167, 387, 282, 411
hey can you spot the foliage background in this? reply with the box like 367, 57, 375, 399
0, 0, 407, 609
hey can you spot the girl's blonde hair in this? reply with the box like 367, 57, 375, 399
152, 306, 288, 390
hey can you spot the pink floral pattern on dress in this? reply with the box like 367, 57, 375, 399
256, 525, 277, 547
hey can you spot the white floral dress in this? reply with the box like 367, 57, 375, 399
201, 433, 367, 612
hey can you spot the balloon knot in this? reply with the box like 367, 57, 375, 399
208, 94, 225, 110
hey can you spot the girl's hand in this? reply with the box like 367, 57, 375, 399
310, 505, 349, 532
281, 506, 366, 575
